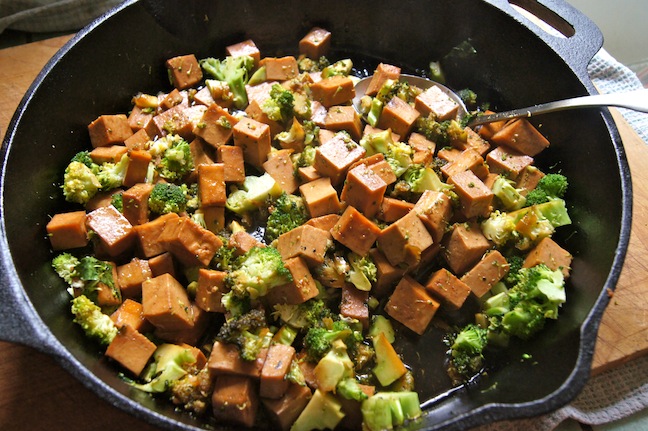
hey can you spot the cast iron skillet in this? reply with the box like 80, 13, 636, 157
0, 0, 632, 429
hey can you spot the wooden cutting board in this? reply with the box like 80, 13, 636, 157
0, 35, 646, 429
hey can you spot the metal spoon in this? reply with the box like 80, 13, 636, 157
353, 74, 648, 128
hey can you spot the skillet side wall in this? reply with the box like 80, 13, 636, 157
0, 0, 624, 429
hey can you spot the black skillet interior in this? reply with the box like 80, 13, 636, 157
0, 0, 631, 430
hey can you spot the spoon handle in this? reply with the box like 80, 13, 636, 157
467, 89, 648, 127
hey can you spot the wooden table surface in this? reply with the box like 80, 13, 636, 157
1, 35, 647, 430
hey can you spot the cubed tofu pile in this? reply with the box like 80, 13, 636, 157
46, 26, 574, 431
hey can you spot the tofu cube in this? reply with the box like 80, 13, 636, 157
265, 257, 319, 305
413, 190, 453, 243
377, 211, 433, 268
260, 344, 296, 399
226, 39, 261, 66
85, 205, 135, 257
116, 257, 152, 299
216, 145, 246, 183
263, 149, 299, 194
523, 236, 573, 278
46, 211, 88, 250
299, 27, 332, 59
158, 216, 223, 267
442, 222, 491, 275
310, 76, 356, 107
324, 105, 363, 141
313, 133, 365, 185
461, 250, 510, 297
448, 170, 494, 219
377, 96, 420, 137
258, 56, 299, 81
198, 163, 226, 207
211, 375, 259, 428
141, 273, 194, 331
425, 268, 472, 310
365, 63, 401, 97
233, 116, 272, 169
276, 224, 330, 265
486, 145, 534, 180
490, 118, 550, 156
110, 298, 152, 333
441, 148, 489, 180
165, 54, 203, 90
88, 114, 133, 148
414, 85, 460, 120
331, 206, 382, 256
299, 177, 341, 218
105, 325, 157, 376
385, 276, 440, 335
193, 103, 239, 148
340, 163, 387, 218
195, 268, 228, 313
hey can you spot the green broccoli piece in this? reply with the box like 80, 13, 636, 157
111, 191, 124, 212
271, 298, 333, 330
52, 252, 81, 287
445, 323, 488, 384
291, 389, 345, 431
133, 344, 197, 393
456, 88, 478, 110
294, 145, 317, 168
346, 252, 377, 292
96, 153, 130, 191
392, 163, 454, 200
212, 240, 237, 272
227, 246, 293, 299
220, 290, 251, 318
321, 58, 353, 78
302, 120, 320, 146
200, 55, 254, 109
265, 193, 309, 243
216, 308, 269, 361
156, 137, 193, 181
62, 161, 102, 205
71, 151, 98, 171
225, 172, 283, 215
297, 56, 331, 73
148, 182, 187, 215
492, 175, 527, 210
337, 377, 369, 402
415, 116, 467, 146
504, 254, 525, 286
385, 141, 414, 178
52, 254, 118, 301
181, 182, 200, 213
359, 128, 394, 156
375, 79, 418, 105
361, 391, 422, 431
70, 294, 118, 345
303, 325, 353, 362
525, 173, 568, 206
262, 83, 295, 123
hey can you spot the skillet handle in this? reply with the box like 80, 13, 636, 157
494, 0, 603, 90
0, 254, 61, 355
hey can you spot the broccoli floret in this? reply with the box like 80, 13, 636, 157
302, 120, 320, 147
96, 153, 130, 191
169, 367, 213, 415
291, 389, 345, 431
62, 161, 102, 205
133, 344, 197, 393
53, 254, 118, 301
262, 83, 295, 123
359, 128, 394, 156
393, 163, 454, 200
205, 79, 235, 105
275, 117, 306, 149
346, 252, 377, 292
303, 326, 353, 362
225, 173, 283, 215
456, 88, 478, 110
525, 173, 568, 206
111, 191, 124, 212
297, 55, 331, 73
445, 324, 488, 384
71, 151, 98, 171
504, 254, 525, 286
271, 298, 333, 329
294, 145, 317, 168
313, 339, 356, 392
200, 55, 254, 109
227, 246, 293, 299
385, 141, 414, 178
157, 137, 193, 181
265, 192, 309, 242
361, 391, 422, 431
212, 240, 237, 272
52, 252, 81, 287
182, 182, 200, 213
415, 116, 467, 146
492, 175, 527, 210
375, 79, 418, 105
70, 294, 118, 345
321, 59, 353, 78
216, 308, 269, 361
337, 377, 369, 401
148, 182, 187, 215
220, 290, 251, 318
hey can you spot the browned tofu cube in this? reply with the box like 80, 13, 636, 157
475, 110, 508, 140
159, 88, 185, 111
299, 27, 332, 59
313, 133, 365, 185
202, 205, 226, 235
425, 268, 472, 310
352, 153, 397, 186
458, 127, 491, 156
216, 145, 246, 183
245, 97, 284, 138
260, 344, 296, 399
165, 54, 203, 90
437, 147, 462, 162
259, 56, 299, 81
262, 383, 312, 431
148, 252, 176, 278
212, 375, 259, 428
324, 105, 363, 141
369, 248, 405, 298
46, 211, 88, 250
306, 214, 340, 232
486, 145, 534, 180
117, 257, 152, 299
263, 149, 299, 194
299, 177, 341, 218
441, 148, 489, 180
277, 225, 329, 266
122, 183, 154, 226
128, 106, 156, 137
95, 262, 122, 308
192, 86, 216, 107
198, 163, 226, 207
152, 104, 206, 141
415, 85, 460, 120
376, 197, 414, 223
461, 250, 510, 297
340, 283, 369, 329
189, 137, 215, 170
523, 236, 573, 278
89, 145, 128, 164
208, 340, 264, 378
134, 213, 180, 258
88, 114, 133, 148
123, 149, 152, 188
229, 230, 264, 256
141, 273, 194, 331
490, 118, 550, 156
105, 325, 157, 376
265, 257, 319, 305
159, 216, 223, 267
233, 116, 272, 169
310, 76, 356, 107
86, 205, 135, 257
377, 211, 433, 268
297, 165, 322, 183
448, 170, 494, 219
124, 128, 151, 151
226, 39, 261, 66
331, 206, 381, 256
442, 222, 491, 274
377, 96, 420, 137
340, 163, 387, 218
409, 132, 436, 165
413, 190, 453, 243
193, 103, 239, 148
365, 63, 401, 97
110, 299, 153, 333
155, 303, 211, 345
385, 276, 440, 335
195, 268, 228, 313
516, 165, 545, 195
